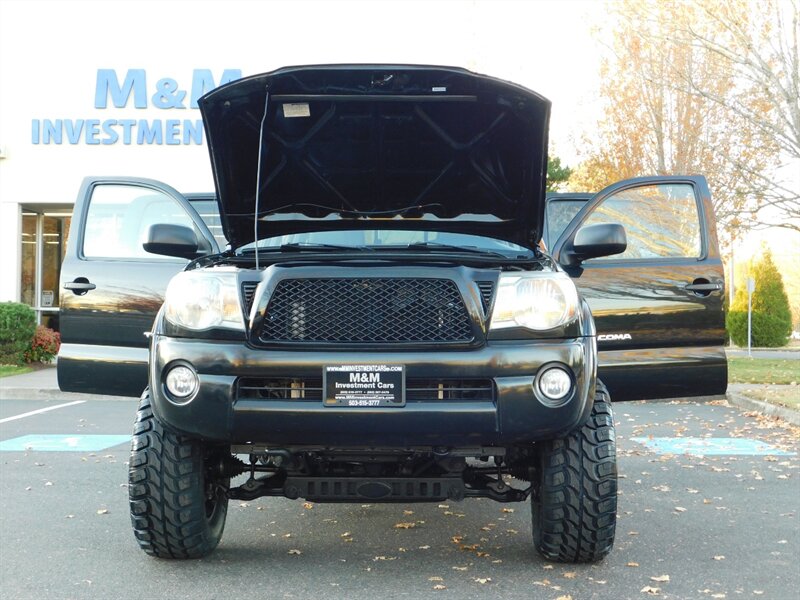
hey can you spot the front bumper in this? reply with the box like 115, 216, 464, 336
149, 336, 596, 447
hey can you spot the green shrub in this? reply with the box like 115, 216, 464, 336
727, 249, 792, 347
727, 310, 792, 347
0, 303, 37, 365
24, 325, 61, 363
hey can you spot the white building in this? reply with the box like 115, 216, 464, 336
0, 0, 603, 331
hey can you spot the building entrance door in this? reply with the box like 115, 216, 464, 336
20, 211, 71, 331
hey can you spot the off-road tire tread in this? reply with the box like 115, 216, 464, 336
532, 381, 617, 563
128, 389, 227, 558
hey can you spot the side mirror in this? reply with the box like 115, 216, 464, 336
143, 224, 199, 259
565, 223, 627, 264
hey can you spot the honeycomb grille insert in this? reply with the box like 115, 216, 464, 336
258, 278, 474, 344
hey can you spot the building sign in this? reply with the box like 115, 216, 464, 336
30, 69, 241, 146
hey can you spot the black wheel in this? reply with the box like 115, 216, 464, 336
531, 381, 617, 563
128, 389, 229, 558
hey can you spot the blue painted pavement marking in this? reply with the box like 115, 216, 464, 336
0, 434, 130, 452
631, 437, 795, 456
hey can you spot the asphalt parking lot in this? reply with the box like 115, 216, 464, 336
1, 396, 798, 600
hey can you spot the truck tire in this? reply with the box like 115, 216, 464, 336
128, 389, 229, 558
531, 381, 617, 563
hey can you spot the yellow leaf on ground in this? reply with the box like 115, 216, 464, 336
394, 522, 415, 529
650, 575, 670, 582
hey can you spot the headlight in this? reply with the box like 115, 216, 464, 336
489, 272, 578, 331
164, 271, 244, 331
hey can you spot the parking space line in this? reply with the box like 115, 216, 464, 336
0, 400, 86, 424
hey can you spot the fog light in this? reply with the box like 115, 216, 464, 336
537, 367, 572, 401
165, 365, 198, 398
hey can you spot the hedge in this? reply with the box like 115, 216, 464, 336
0, 302, 37, 365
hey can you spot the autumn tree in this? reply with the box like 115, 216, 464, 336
568, 0, 783, 240
671, 0, 800, 231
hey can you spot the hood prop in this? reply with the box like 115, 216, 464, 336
253, 85, 270, 270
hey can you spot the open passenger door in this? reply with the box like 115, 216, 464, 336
58, 177, 219, 397
551, 176, 727, 401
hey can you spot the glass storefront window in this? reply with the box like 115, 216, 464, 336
41, 216, 70, 308
18, 212, 72, 332
20, 214, 37, 306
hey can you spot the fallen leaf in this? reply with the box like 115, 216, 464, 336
674, 506, 687, 513
533, 579, 550, 586
428, 577, 443, 582
65, 514, 74, 519
403, 510, 414, 515
543, 564, 554, 570
418, 545, 431, 550
283, 533, 292, 538
474, 577, 492, 584
303, 502, 314, 509
628, 531, 640, 536
713, 555, 725, 561
438, 504, 450, 509
501, 508, 514, 513
555, 596, 573, 600
96, 508, 109, 515
641, 586, 661, 595
373, 556, 397, 561
650, 575, 670, 583
287, 549, 302, 555
626, 562, 640, 567
340, 532, 351, 538
44, 481, 53, 487
563, 571, 577, 579
452, 566, 468, 571
239, 502, 250, 508
432, 584, 447, 590
394, 522, 415, 529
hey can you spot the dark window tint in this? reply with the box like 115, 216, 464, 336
546, 200, 586, 247
582, 183, 701, 260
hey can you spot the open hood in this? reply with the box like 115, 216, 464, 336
199, 65, 551, 250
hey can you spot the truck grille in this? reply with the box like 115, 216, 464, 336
258, 278, 474, 344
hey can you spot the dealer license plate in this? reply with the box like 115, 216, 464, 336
323, 364, 405, 407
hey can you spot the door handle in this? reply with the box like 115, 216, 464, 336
64, 278, 96, 295
685, 280, 722, 296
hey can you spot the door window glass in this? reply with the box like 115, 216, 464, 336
582, 183, 701, 260
188, 198, 228, 248
83, 185, 194, 259
546, 199, 586, 248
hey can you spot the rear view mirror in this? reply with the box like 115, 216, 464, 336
143, 224, 199, 259
567, 223, 627, 264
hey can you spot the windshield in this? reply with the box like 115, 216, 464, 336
236, 230, 533, 257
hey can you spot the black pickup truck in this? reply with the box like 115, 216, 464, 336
57, 65, 727, 563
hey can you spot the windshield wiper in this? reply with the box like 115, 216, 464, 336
239, 242, 373, 254
403, 242, 522, 259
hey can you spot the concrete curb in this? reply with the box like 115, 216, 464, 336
0, 388, 133, 402
726, 391, 800, 426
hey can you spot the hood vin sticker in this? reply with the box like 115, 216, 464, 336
324, 364, 405, 407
